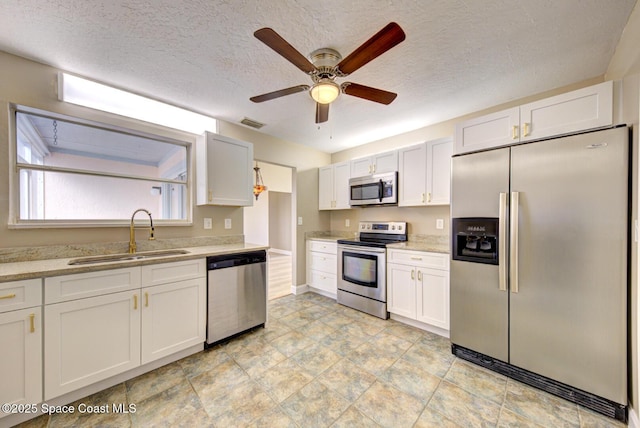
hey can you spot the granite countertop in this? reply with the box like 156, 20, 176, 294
387, 241, 450, 254
0, 243, 269, 283
306, 236, 346, 243
306, 231, 450, 254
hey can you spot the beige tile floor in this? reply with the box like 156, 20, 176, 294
15, 292, 625, 428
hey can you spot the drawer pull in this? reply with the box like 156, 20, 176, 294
29, 313, 35, 333
0, 293, 16, 300
410, 256, 423, 261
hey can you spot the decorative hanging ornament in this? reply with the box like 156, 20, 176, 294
253, 162, 266, 200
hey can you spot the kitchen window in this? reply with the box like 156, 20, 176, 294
11, 107, 190, 226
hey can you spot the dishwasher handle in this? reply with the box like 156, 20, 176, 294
207, 250, 266, 270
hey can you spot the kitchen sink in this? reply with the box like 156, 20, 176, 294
67, 249, 190, 265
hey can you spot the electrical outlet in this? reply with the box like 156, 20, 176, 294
224, 218, 232, 229
203, 218, 212, 229
345, 219, 350, 227
298, 216, 303, 225
436, 219, 444, 230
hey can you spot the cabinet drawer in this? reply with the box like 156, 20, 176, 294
309, 252, 337, 274
387, 250, 449, 270
308, 270, 336, 294
308, 240, 337, 254
0, 279, 42, 313
45, 267, 141, 304
141, 259, 206, 286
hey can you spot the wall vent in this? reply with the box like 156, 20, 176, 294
240, 117, 265, 129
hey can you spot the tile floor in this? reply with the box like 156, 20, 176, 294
15, 292, 625, 428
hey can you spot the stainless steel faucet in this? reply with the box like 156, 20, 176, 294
129, 208, 155, 254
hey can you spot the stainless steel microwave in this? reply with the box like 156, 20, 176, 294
349, 171, 398, 206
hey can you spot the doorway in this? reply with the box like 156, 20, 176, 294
244, 161, 294, 300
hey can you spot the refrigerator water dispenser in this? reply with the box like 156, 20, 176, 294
452, 218, 499, 264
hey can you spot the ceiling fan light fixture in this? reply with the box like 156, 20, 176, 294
310, 80, 340, 104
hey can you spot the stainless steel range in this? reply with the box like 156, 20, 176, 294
337, 221, 407, 319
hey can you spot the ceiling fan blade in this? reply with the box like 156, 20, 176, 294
250, 85, 310, 103
336, 22, 406, 75
342, 82, 397, 105
315, 102, 329, 123
254, 28, 317, 74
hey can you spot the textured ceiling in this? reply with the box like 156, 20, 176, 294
0, 0, 636, 153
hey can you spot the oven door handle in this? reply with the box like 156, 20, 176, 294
338, 246, 386, 255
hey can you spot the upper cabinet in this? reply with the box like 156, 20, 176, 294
454, 81, 614, 155
398, 138, 452, 206
196, 132, 254, 206
350, 150, 398, 177
319, 161, 350, 210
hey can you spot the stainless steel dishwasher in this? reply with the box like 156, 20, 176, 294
206, 250, 267, 346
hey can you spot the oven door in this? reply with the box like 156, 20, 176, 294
338, 245, 386, 301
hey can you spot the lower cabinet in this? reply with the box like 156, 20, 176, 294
387, 249, 450, 331
0, 279, 43, 416
44, 289, 141, 399
141, 277, 206, 364
44, 259, 206, 400
306, 240, 338, 297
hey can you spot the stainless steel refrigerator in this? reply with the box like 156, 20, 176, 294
450, 126, 629, 421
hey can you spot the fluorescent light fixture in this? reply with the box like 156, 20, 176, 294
58, 73, 217, 135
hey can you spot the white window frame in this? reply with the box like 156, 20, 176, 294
8, 104, 193, 228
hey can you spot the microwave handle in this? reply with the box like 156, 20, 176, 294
378, 179, 383, 202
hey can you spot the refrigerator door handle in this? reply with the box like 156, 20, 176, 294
510, 191, 520, 293
499, 192, 508, 291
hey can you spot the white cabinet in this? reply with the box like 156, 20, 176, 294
196, 132, 254, 206
398, 138, 452, 206
306, 240, 338, 298
319, 161, 351, 210
0, 279, 42, 415
44, 260, 206, 399
44, 268, 141, 399
44, 289, 140, 400
350, 150, 398, 177
387, 249, 450, 331
455, 81, 614, 154
141, 260, 206, 364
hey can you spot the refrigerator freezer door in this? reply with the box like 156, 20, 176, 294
450, 148, 510, 361
509, 127, 628, 403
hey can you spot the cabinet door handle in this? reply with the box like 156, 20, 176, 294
417, 271, 423, 281
29, 313, 35, 333
133, 294, 138, 310
145, 292, 149, 307
0, 293, 16, 300
523, 122, 530, 137
411, 270, 415, 280
512, 125, 519, 140
208, 190, 213, 202
372, 164, 376, 173
427, 192, 432, 203
421, 193, 425, 203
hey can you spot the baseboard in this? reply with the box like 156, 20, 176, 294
630, 405, 639, 428
389, 313, 450, 338
307, 287, 337, 300
291, 284, 309, 295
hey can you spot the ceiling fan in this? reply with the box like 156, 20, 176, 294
250, 22, 406, 124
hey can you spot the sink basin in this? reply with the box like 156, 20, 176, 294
68, 249, 190, 265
